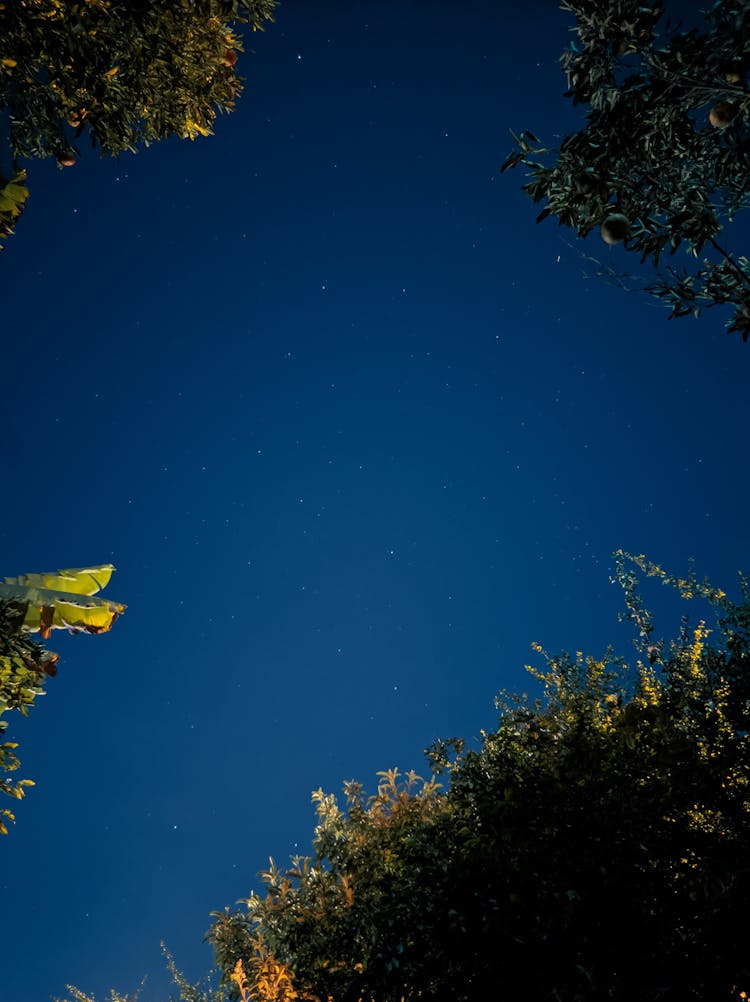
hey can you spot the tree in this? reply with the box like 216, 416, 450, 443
501, 0, 750, 341
0, 564, 126, 833
0, 0, 277, 251
201, 551, 750, 1001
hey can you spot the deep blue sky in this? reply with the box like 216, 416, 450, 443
2, 2, 748, 999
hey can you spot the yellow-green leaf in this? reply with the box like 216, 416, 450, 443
3, 564, 114, 596
0, 172, 29, 219
0, 565, 125, 638
22, 599, 122, 636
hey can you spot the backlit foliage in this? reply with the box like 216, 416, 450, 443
0, 0, 277, 250
204, 552, 750, 1001
501, 0, 750, 340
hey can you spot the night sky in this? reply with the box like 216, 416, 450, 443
2, 2, 749, 1000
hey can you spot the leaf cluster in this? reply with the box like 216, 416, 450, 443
0, 598, 57, 833
0, 169, 29, 249
0, 0, 276, 250
502, 0, 750, 339
54, 986, 144, 1002
0, 1, 275, 161
206, 553, 750, 1001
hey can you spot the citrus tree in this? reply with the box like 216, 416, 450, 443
0, 0, 277, 250
0, 564, 125, 834
202, 552, 750, 1002
502, 0, 750, 341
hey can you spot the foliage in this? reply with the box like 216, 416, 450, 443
501, 0, 750, 340
204, 551, 750, 1001
0, 564, 126, 638
206, 769, 451, 1002
0, 169, 29, 245
0, 0, 277, 251
0, 564, 125, 834
54, 985, 144, 1002
56, 943, 296, 1002
161, 942, 226, 1002
0, 600, 53, 834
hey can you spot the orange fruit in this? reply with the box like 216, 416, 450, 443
600, 213, 630, 245
709, 101, 737, 128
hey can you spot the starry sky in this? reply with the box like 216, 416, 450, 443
2, 2, 749, 1000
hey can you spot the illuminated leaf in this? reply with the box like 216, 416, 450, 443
4, 564, 115, 596
0, 565, 125, 637
0, 172, 29, 219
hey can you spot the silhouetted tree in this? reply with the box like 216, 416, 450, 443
501, 0, 750, 341
0, 0, 276, 250
203, 552, 750, 1002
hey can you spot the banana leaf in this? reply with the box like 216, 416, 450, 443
0, 171, 29, 220
0, 565, 126, 638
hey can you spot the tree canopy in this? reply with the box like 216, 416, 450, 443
0, 0, 277, 250
501, 0, 750, 341
197, 551, 750, 1002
